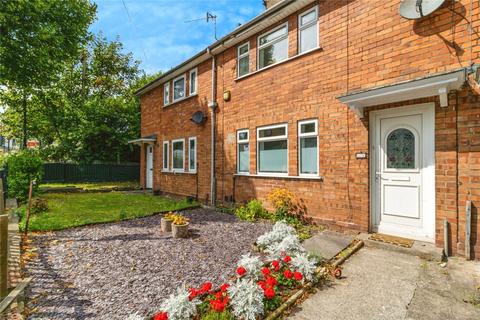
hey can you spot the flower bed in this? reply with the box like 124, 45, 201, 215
128, 221, 321, 320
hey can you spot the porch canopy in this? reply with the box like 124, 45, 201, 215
128, 134, 157, 145
337, 69, 466, 118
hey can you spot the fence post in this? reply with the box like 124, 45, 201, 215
0, 179, 4, 215
0, 214, 7, 300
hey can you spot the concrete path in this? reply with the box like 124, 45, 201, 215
290, 246, 480, 320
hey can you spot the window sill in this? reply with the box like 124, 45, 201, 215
234, 173, 323, 181
163, 93, 198, 108
162, 170, 197, 175
234, 46, 322, 82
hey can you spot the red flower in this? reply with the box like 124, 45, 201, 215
200, 282, 212, 293
283, 255, 292, 263
210, 296, 229, 313
257, 280, 266, 290
215, 291, 223, 299
266, 276, 277, 287
271, 260, 280, 271
264, 286, 276, 299
153, 312, 168, 320
294, 271, 303, 281
220, 283, 230, 292
236, 266, 247, 277
261, 267, 271, 277
188, 288, 198, 300
284, 269, 293, 279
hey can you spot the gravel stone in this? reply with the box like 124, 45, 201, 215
24, 208, 272, 319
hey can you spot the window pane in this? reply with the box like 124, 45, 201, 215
259, 39, 288, 69
190, 72, 196, 93
259, 126, 286, 138
300, 137, 317, 174
238, 56, 249, 77
259, 140, 287, 173
238, 131, 248, 141
173, 78, 185, 100
163, 144, 168, 168
164, 85, 169, 104
300, 122, 316, 134
300, 24, 317, 53
301, 10, 316, 26
259, 26, 287, 46
238, 143, 249, 172
189, 139, 195, 170
386, 128, 415, 169
173, 141, 184, 169
239, 44, 249, 55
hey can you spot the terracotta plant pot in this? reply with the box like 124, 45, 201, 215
161, 217, 173, 232
172, 223, 189, 238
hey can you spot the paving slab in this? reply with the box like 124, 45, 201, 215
289, 246, 480, 320
302, 230, 355, 261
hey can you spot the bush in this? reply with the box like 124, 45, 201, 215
31, 198, 48, 214
5, 150, 43, 202
234, 199, 269, 221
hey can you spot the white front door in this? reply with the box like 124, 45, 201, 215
371, 103, 435, 242
146, 145, 153, 189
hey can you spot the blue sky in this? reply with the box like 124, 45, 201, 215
90, 0, 265, 74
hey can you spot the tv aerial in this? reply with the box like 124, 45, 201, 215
399, 0, 446, 20
185, 12, 218, 40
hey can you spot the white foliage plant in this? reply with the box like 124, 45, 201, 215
256, 220, 296, 248
159, 286, 201, 320
266, 233, 305, 259
237, 253, 263, 279
291, 252, 318, 282
227, 279, 264, 320
125, 313, 144, 320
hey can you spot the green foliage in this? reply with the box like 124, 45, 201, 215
201, 310, 234, 320
31, 197, 48, 214
235, 199, 269, 221
5, 150, 43, 202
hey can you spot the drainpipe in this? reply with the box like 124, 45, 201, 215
207, 48, 217, 206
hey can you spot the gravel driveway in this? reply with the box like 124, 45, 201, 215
24, 208, 271, 319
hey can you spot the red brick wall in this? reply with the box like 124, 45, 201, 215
140, 0, 480, 257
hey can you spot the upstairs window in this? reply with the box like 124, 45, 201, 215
237, 130, 249, 173
163, 83, 170, 106
172, 139, 185, 171
298, 119, 318, 175
258, 23, 288, 70
237, 42, 250, 77
298, 6, 318, 53
257, 124, 288, 175
173, 75, 186, 102
189, 68, 197, 95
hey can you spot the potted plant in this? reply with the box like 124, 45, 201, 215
171, 214, 189, 238
161, 212, 175, 233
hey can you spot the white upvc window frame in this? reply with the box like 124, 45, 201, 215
171, 138, 185, 172
298, 6, 319, 54
256, 123, 289, 176
237, 42, 250, 77
237, 129, 250, 174
189, 68, 198, 95
163, 83, 170, 106
162, 141, 169, 171
298, 119, 319, 177
172, 74, 186, 102
188, 136, 197, 173
257, 22, 289, 70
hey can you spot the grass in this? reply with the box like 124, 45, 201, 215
17, 192, 198, 232
40, 181, 140, 190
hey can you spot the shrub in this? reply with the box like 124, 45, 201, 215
234, 199, 268, 222
236, 253, 263, 279
31, 198, 48, 214
267, 188, 294, 212
256, 221, 296, 248
159, 287, 201, 320
291, 253, 319, 282
5, 150, 43, 202
227, 279, 264, 320
265, 234, 305, 259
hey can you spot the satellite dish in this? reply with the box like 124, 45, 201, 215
399, 0, 446, 20
191, 111, 207, 124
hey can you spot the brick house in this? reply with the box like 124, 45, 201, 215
132, 0, 480, 258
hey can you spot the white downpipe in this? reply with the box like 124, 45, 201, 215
207, 49, 217, 206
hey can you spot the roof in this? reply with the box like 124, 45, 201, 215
135, 0, 316, 96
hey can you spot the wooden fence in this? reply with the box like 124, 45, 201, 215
42, 163, 139, 183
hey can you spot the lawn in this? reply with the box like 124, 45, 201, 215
40, 181, 140, 190
18, 192, 198, 231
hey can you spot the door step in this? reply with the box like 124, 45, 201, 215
356, 233, 444, 262
369, 233, 414, 248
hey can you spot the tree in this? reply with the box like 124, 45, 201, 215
0, 0, 97, 146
